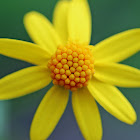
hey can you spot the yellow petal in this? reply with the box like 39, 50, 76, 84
72, 87, 102, 140
0, 39, 50, 65
93, 29, 140, 62
88, 79, 137, 124
24, 11, 62, 54
94, 62, 140, 87
68, 0, 91, 44
30, 85, 69, 140
0, 66, 51, 99
53, 1, 70, 45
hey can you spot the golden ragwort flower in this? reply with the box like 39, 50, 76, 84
0, 0, 140, 139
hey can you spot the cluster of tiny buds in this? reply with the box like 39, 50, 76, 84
48, 42, 94, 91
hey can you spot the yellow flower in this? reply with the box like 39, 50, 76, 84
0, 0, 140, 139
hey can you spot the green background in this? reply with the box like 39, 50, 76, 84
0, 0, 140, 140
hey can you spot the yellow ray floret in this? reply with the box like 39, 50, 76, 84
0, 39, 50, 65
88, 79, 137, 125
0, 66, 51, 99
53, 1, 70, 45
94, 62, 140, 87
72, 87, 102, 140
24, 11, 62, 54
93, 29, 140, 63
30, 86, 69, 140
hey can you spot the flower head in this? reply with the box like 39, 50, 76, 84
0, 0, 140, 140
48, 41, 94, 91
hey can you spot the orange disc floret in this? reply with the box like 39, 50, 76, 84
63, 64, 69, 70
70, 67, 76, 73
69, 74, 75, 80
57, 55, 62, 61
48, 42, 94, 91
55, 74, 61, 80
65, 78, 70, 84
65, 70, 71, 76
78, 54, 84, 60
59, 80, 65, 86
67, 61, 73, 67
61, 74, 67, 80
62, 53, 67, 59
56, 63, 62, 69
67, 55, 73, 61
61, 59, 67, 64
73, 63, 78, 68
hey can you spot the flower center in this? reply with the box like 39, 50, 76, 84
48, 41, 94, 91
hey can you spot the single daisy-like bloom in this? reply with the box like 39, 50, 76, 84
0, 0, 140, 139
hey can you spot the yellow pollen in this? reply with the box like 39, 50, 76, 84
63, 64, 69, 70
76, 66, 82, 72
70, 67, 76, 73
78, 60, 84, 66
69, 74, 75, 80
60, 68, 65, 74
82, 65, 88, 71
77, 83, 83, 88
85, 60, 90, 65
77, 48, 83, 54
74, 71, 80, 77
65, 78, 70, 84
89, 64, 94, 69
80, 71, 86, 77
61, 74, 67, 80
67, 49, 72, 54
59, 80, 65, 86
67, 55, 73, 61
80, 78, 86, 83
61, 47, 67, 53
73, 63, 78, 68
61, 59, 67, 64
70, 81, 76, 86
84, 81, 88, 87
56, 50, 61, 55
48, 61, 51, 68
85, 54, 90, 59
55, 74, 61, 80
72, 52, 78, 58
65, 70, 71, 76
78, 54, 84, 60
67, 61, 73, 67
73, 58, 78, 63
56, 63, 62, 69
57, 55, 62, 61
48, 42, 94, 91
86, 75, 92, 80
86, 69, 91, 75
62, 53, 67, 59
75, 77, 80, 83
53, 79, 58, 85
50, 65, 55, 71
52, 59, 58, 65
54, 68, 59, 74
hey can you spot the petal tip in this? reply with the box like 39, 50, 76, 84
126, 110, 137, 125
130, 112, 137, 125
23, 11, 39, 22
